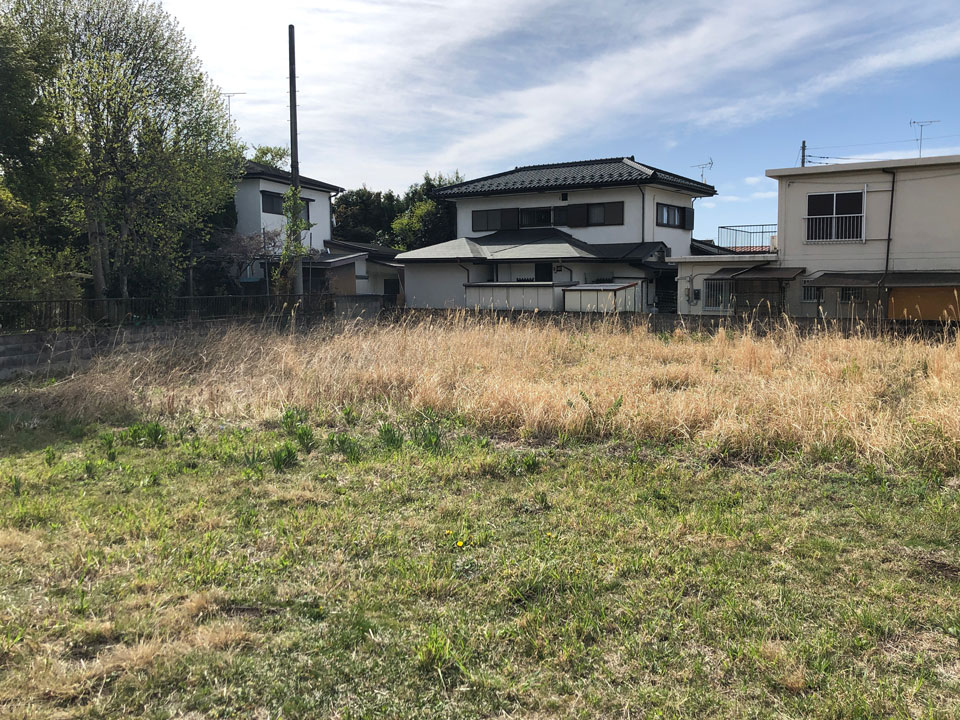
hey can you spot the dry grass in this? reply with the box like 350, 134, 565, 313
12, 312, 960, 470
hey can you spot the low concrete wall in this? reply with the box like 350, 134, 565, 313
0, 325, 195, 380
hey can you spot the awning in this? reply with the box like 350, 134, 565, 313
882, 272, 960, 287
805, 272, 882, 288
563, 282, 638, 292
705, 264, 804, 281
707, 266, 755, 279
734, 266, 805, 281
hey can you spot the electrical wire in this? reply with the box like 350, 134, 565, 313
807, 133, 960, 151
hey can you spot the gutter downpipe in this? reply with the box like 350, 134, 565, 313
458, 262, 471, 308
637, 185, 646, 243
880, 168, 896, 319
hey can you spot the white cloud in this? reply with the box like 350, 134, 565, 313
750, 190, 778, 199
744, 176, 763, 185
158, 0, 960, 191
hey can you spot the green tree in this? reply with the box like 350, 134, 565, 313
4, 0, 244, 300
249, 145, 290, 170
271, 186, 312, 296
390, 171, 463, 250
332, 186, 404, 245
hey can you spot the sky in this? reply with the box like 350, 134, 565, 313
159, 0, 960, 240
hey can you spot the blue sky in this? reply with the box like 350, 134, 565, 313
160, 0, 960, 240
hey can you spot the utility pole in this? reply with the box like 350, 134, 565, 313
801, 140, 806, 167
288, 24, 303, 295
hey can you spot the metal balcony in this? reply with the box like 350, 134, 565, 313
804, 215, 864, 243
715, 224, 778, 252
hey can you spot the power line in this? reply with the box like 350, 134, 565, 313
808, 132, 960, 151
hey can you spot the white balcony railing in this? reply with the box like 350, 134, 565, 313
804, 215, 864, 243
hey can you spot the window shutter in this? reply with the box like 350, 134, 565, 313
604, 202, 624, 226
500, 208, 519, 230
567, 203, 588, 227
683, 206, 694, 230
472, 210, 484, 232
553, 206, 568, 226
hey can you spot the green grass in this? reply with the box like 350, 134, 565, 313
0, 410, 958, 718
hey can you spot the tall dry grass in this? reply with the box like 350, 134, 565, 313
11, 313, 960, 469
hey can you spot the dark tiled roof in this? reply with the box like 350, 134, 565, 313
433, 157, 715, 198
243, 160, 344, 194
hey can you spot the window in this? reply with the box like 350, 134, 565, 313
840, 287, 864, 302
560, 192, 568, 201
561, 202, 624, 227
534, 263, 552, 282
806, 191, 864, 242
520, 207, 552, 227
703, 279, 733, 310
801, 285, 823, 303
656, 203, 693, 229
261, 191, 311, 221
383, 278, 400, 296
588, 204, 606, 225
472, 209, 502, 232
261, 191, 283, 215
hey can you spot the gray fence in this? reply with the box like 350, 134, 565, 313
0, 294, 396, 334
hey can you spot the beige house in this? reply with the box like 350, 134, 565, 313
672, 154, 960, 320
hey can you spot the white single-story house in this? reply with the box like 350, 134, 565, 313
396, 157, 716, 312
671, 154, 960, 320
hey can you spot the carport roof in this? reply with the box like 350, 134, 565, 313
395, 229, 666, 264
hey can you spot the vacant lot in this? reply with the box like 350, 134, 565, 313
1, 316, 959, 718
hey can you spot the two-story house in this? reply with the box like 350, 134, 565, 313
395, 157, 716, 312
672, 154, 960, 321
233, 160, 365, 294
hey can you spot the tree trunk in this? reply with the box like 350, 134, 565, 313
87, 212, 106, 302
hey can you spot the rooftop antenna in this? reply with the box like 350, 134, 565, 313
910, 119, 939, 158
220, 92, 246, 121
691, 157, 713, 182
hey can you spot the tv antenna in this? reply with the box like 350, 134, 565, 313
220, 92, 247, 121
910, 119, 939, 158
691, 157, 713, 182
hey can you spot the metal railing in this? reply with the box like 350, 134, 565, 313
0, 294, 338, 333
716, 224, 778, 252
804, 215, 864, 243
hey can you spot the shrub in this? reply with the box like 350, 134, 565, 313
328, 432, 363, 463
295, 425, 318, 452
377, 422, 404, 450
280, 406, 309, 435
270, 441, 299, 473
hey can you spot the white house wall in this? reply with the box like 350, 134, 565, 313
234, 178, 333, 252
775, 162, 960, 274
453, 185, 698, 257
404, 263, 492, 308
